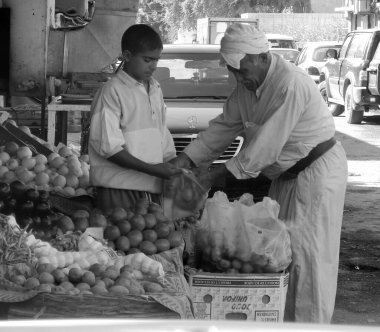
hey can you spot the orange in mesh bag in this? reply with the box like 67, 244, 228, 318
163, 169, 208, 220
239, 194, 292, 273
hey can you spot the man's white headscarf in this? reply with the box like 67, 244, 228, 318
220, 23, 269, 69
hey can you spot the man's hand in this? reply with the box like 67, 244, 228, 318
169, 153, 194, 169
194, 164, 229, 191
151, 162, 183, 180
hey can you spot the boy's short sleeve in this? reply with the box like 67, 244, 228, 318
89, 87, 125, 158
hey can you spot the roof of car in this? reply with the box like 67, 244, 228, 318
266, 33, 294, 40
270, 48, 299, 53
304, 41, 342, 46
351, 28, 380, 33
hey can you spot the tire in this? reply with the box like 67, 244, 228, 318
319, 82, 344, 116
344, 84, 363, 124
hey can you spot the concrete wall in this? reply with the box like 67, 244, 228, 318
241, 13, 349, 46
1, 0, 139, 97
48, 0, 139, 78
310, 0, 345, 13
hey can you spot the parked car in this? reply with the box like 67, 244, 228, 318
153, 44, 271, 199
295, 41, 342, 83
266, 33, 298, 49
318, 28, 380, 124
270, 48, 300, 63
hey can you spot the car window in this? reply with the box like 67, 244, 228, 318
339, 34, 353, 59
312, 46, 341, 62
372, 42, 380, 61
154, 52, 236, 99
346, 33, 371, 59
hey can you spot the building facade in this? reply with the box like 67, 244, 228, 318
335, 0, 380, 30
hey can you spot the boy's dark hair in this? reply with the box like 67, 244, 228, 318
121, 24, 163, 54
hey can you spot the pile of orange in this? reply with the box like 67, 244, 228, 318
101, 198, 183, 255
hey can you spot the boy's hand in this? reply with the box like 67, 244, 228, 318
151, 163, 182, 179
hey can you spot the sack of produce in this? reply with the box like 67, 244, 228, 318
195, 191, 292, 273
195, 191, 252, 272
163, 169, 208, 220
239, 195, 292, 273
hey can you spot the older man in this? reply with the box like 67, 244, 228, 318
173, 24, 348, 323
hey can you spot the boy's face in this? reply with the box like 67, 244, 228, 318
122, 48, 162, 82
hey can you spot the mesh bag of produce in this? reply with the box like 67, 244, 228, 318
163, 169, 208, 220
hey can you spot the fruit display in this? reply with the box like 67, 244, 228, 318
0, 214, 167, 296
0, 180, 85, 241
0, 123, 193, 316
97, 198, 184, 256
14, 262, 166, 296
0, 140, 91, 197
28, 232, 164, 276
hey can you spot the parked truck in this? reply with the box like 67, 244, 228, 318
196, 17, 259, 44
196, 17, 297, 50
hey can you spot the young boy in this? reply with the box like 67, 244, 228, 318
89, 24, 181, 212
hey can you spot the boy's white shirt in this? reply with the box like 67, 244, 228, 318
89, 70, 176, 193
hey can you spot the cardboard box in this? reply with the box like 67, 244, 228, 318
188, 271, 289, 322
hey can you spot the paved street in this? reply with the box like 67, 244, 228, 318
332, 114, 380, 326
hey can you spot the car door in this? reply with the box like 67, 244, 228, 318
338, 32, 372, 97
328, 33, 353, 99
367, 42, 380, 95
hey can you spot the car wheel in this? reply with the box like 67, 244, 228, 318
319, 82, 344, 116
344, 84, 363, 124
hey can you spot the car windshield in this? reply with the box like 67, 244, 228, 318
312, 46, 341, 62
268, 39, 297, 49
154, 52, 236, 99
271, 49, 300, 62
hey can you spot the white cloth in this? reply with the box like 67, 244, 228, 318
220, 23, 270, 69
184, 54, 348, 322
269, 142, 347, 323
89, 70, 176, 193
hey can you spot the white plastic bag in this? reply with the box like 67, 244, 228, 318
239, 195, 292, 272
195, 192, 252, 272
195, 192, 292, 273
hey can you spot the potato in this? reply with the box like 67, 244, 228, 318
142, 281, 164, 293
240, 262, 254, 274
127, 279, 145, 295
218, 259, 231, 270
211, 247, 222, 262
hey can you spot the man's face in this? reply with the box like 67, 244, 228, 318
227, 54, 268, 92
123, 48, 162, 82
